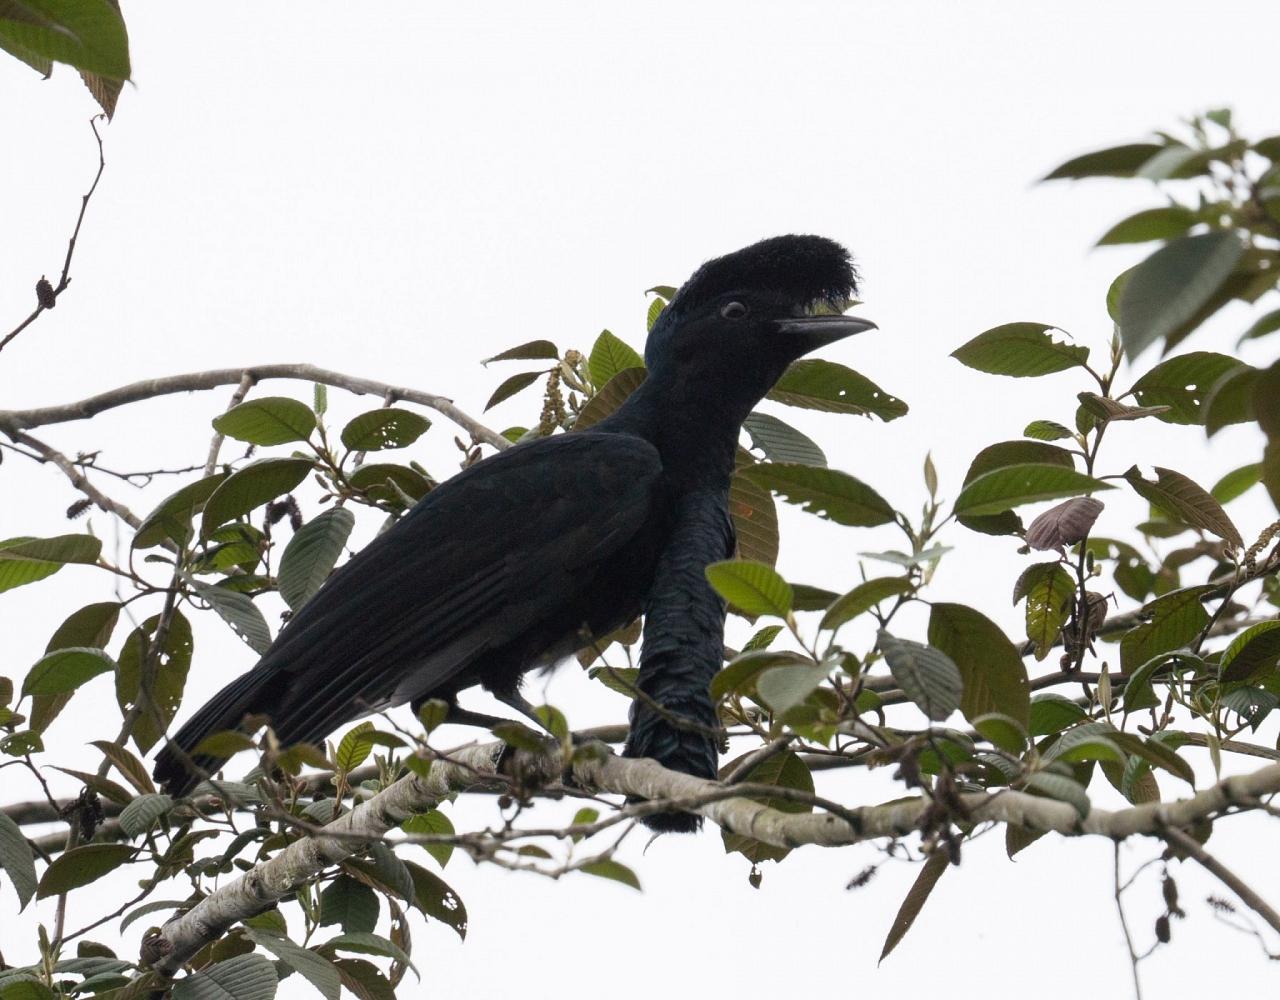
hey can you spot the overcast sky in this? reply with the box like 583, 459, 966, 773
3, 3, 1280, 998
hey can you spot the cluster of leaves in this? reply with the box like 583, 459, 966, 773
3, 109, 1280, 996
0, 0, 131, 117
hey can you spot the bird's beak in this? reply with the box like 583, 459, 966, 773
775, 315, 878, 351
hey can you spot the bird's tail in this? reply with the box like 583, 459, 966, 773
624, 681, 721, 834
152, 667, 281, 797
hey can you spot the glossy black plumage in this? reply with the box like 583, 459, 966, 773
154, 235, 870, 830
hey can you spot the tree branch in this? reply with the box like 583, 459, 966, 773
0, 364, 509, 451
1164, 826, 1280, 940
148, 737, 1280, 976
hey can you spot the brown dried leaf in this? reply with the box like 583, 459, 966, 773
1025, 497, 1105, 552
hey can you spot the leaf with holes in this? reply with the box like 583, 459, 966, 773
200, 458, 313, 538
278, 508, 354, 611
742, 412, 826, 466
1021, 560, 1074, 659
1117, 232, 1245, 358
767, 359, 907, 420
951, 323, 1089, 377
928, 604, 1029, 726
588, 330, 645, 387
704, 560, 792, 618
741, 462, 895, 527
953, 464, 1111, 518
403, 860, 467, 939
1123, 466, 1242, 549
1128, 352, 1248, 425
192, 583, 272, 654
213, 396, 316, 446
877, 631, 962, 721
340, 409, 431, 451
114, 611, 194, 756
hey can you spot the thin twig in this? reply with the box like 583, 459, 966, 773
1113, 842, 1145, 1000
1, 116, 107, 354
1164, 826, 1280, 939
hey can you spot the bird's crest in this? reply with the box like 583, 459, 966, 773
665, 234, 859, 319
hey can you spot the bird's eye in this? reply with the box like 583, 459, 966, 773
720, 301, 748, 320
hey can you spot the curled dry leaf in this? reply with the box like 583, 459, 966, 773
1025, 497, 1105, 552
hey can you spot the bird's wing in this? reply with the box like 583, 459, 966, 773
236, 431, 663, 741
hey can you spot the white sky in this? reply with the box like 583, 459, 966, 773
3, 3, 1280, 997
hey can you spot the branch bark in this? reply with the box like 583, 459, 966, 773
150, 739, 1280, 975
0, 364, 509, 451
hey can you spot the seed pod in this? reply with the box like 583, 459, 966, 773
36, 276, 56, 309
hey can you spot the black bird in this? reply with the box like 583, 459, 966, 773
154, 235, 873, 829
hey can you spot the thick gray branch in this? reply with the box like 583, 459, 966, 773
0, 364, 510, 451
151, 741, 1280, 975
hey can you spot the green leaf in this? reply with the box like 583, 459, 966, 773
1096, 206, 1196, 246
483, 370, 542, 410
319, 876, 379, 934
1239, 307, 1280, 344
347, 463, 431, 505
192, 582, 272, 654
212, 397, 316, 446
953, 464, 1111, 517
401, 809, 455, 868
171, 953, 278, 1000
114, 611, 194, 756
957, 440, 1074, 535
646, 297, 665, 332
1028, 693, 1087, 736
588, 330, 645, 387
117, 793, 173, 837
21, 647, 114, 697
877, 631, 962, 722
0, 0, 130, 79
0, 809, 37, 910
742, 412, 826, 466
573, 367, 647, 430
756, 663, 829, 714
133, 473, 229, 549
1119, 586, 1214, 673
1128, 352, 1248, 425
1024, 772, 1090, 818
335, 721, 376, 774
742, 624, 783, 651
242, 929, 340, 1000
482, 340, 558, 364
1117, 232, 1245, 358
951, 323, 1089, 377
927, 604, 1030, 726
403, 860, 467, 939
1023, 420, 1074, 441
728, 469, 779, 566
1203, 365, 1258, 436
1220, 620, 1280, 683
704, 560, 792, 618
1042, 142, 1162, 180
0, 534, 102, 593
340, 409, 431, 451
1123, 466, 1242, 548
972, 713, 1028, 754
278, 508, 355, 612
1122, 651, 1197, 713
579, 859, 642, 891
317, 933, 416, 977
741, 462, 895, 527
767, 359, 907, 421
819, 577, 913, 632
200, 458, 313, 538
1043, 725, 1125, 765
711, 650, 813, 702
1016, 562, 1075, 660
879, 852, 948, 963
720, 751, 814, 863
36, 844, 133, 898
